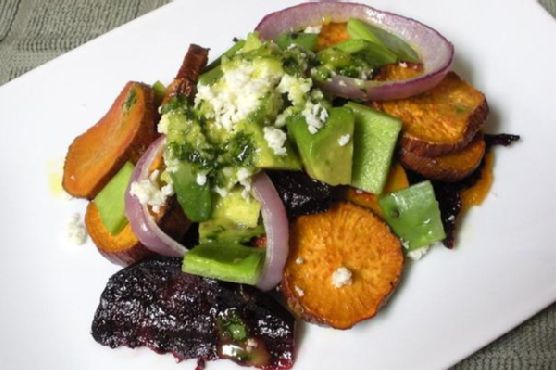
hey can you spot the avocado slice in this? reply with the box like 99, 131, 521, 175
199, 219, 264, 244
93, 161, 135, 235
237, 120, 301, 170
171, 161, 212, 222
276, 32, 319, 52
347, 18, 420, 64
379, 181, 446, 251
183, 243, 265, 285
287, 107, 354, 185
212, 190, 261, 228
347, 103, 402, 194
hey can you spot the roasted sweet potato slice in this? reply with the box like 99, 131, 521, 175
373, 72, 488, 157
86, 196, 190, 266
63, 82, 159, 199
282, 202, 404, 329
346, 162, 409, 218
374, 63, 423, 81
85, 202, 153, 266
316, 22, 349, 50
400, 133, 486, 182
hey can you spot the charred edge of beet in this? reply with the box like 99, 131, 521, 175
484, 133, 521, 147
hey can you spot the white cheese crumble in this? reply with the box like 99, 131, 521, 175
195, 61, 282, 131
157, 114, 170, 134
331, 267, 352, 288
302, 101, 328, 134
338, 134, 351, 146
274, 108, 293, 128
294, 285, 305, 296
407, 246, 430, 261
129, 170, 174, 214
66, 213, 87, 245
276, 75, 311, 106
236, 167, 253, 199
196, 172, 207, 186
263, 127, 288, 156
213, 186, 228, 197
304, 25, 322, 34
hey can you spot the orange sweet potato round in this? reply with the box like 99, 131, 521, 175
374, 72, 488, 157
85, 202, 153, 266
63, 82, 159, 199
282, 202, 404, 330
346, 163, 409, 219
86, 196, 190, 266
400, 133, 486, 182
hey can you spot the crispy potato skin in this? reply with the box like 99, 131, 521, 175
62, 82, 159, 199
400, 133, 486, 182
374, 72, 488, 157
282, 202, 404, 330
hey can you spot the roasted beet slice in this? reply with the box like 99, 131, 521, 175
267, 170, 335, 218
92, 258, 296, 369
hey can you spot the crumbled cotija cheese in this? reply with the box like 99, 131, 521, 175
263, 127, 288, 156
67, 213, 87, 245
130, 170, 174, 214
196, 172, 207, 186
331, 267, 352, 288
304, 25, 322, 34
195, 61, 282, 131
338, 134, 350, 146
302, 101, 328, 134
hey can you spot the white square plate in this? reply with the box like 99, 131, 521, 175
1, 0, 555, 369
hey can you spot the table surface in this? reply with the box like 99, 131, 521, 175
1, 0, 555, 369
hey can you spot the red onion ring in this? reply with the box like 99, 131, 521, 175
256, 1, 454, 101
125, 136, 187, 257
252, 172, 290, 291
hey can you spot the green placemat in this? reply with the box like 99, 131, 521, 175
1, 1, 555, 369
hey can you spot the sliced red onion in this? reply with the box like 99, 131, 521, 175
256, 1, 454, 101
125, 136, 187, 257
252, 172, 289, 291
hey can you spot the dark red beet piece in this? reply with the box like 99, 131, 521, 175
92, 258, 296, 369
267, 170, 335, 218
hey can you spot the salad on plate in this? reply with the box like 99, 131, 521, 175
61, 2, 519, 369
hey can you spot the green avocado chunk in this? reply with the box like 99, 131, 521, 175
287, 106, 354, 185
212, 190, 261, 228
199, 219, 264, 244
93, 161, 135, 235
171, 161, 212, 222
276, 32, 319, 52
334, 39, 398, 67
379, 181, 446, 251
347, 18, 420, 64
183, 243, 265, 285
347, 103, 402, 194
237, 120, 301, 170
